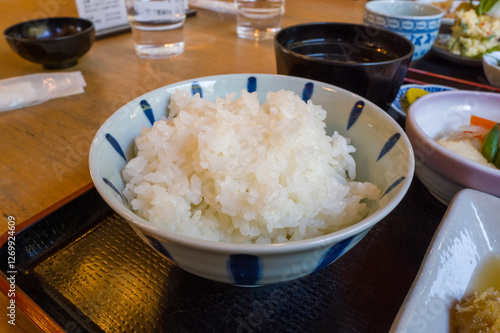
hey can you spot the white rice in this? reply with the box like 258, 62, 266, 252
122, 89, 380, 244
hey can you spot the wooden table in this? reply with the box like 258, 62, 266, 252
0, 1, 368, 332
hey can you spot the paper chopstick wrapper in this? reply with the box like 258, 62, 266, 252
0, 72, 86, 112
188, 0, 237, 14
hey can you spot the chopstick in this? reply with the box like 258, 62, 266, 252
407, 68, 500, 92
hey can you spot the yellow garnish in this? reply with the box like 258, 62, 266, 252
406, 88, 430, 105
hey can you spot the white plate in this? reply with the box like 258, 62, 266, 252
391, 84, 455, 117
390, 188, 500, 333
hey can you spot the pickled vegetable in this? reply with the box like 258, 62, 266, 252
405, 88, 429, 105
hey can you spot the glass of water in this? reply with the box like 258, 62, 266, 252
126, 0, 187, 59
235, 0, 285, 40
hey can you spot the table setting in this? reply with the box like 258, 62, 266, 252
0, 0, 499, 332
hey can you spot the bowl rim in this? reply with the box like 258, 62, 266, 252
274, 22, 414, 67
482, 51, 500, 67
482, 52, 500, 87
407, 90, 500, 176
90, 73, 415, 254
3, 16, 95, 42
365, 0, 445, 19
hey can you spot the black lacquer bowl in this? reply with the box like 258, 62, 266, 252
4, 17, 95, 69
274, 22, 414, 111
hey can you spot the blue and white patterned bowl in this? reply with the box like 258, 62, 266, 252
89, 74, 414, 286
364, 1, 444, 61
391, 84, 456, 117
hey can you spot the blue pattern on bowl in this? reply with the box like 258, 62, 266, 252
247, 76, 257, 93
302, 82, 314, 102
314, 236, 355, 272
140, 100, 155, 125
145, 235, 175, 262
381, 176, 406, 199
91, 74, 414, 285
369, 15, 441, 34
377, 133, 401, 161
227, 254, 262, 285
391, 84, 455, 117
192, 81, 202, 97
103, 178, 127, 202
363, 5, 443, 61
347, 101, 364, 131
105, 133, 126, 161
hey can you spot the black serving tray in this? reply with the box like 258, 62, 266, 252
0, 176, 447, 333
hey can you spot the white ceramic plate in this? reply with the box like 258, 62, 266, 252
390, 188, 500, 333
391, 84, 455, 117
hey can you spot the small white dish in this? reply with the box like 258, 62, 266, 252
483, 51, 500, 87
390, 188, 500, 333
405, 90, 500, 205
391, 83, 455, 117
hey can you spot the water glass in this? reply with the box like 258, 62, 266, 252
126, 0, 187, 59
235, 0, 285, 40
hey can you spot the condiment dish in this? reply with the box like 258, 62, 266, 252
391, 189, 500, 332
391, 83, 456, 117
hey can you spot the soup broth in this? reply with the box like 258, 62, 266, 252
288, 40, 397, 63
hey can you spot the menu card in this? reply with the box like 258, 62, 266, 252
75, 0, 130, 38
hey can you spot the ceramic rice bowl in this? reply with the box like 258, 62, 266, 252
89, 74, 414, 286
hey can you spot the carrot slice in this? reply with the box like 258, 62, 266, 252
470, 115, 498, 129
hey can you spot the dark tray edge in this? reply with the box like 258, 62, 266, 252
0, 273, 65, 333
0, 182, 95, 333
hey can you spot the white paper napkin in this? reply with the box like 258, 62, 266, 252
0, 72, 87, 112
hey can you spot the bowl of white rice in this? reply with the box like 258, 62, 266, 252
89, 74, 414, 286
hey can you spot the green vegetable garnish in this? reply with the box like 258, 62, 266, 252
473, 45, 500, 58
481, 123, 500, 163
494, 148, 500, 168
471, 0, 500, 15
